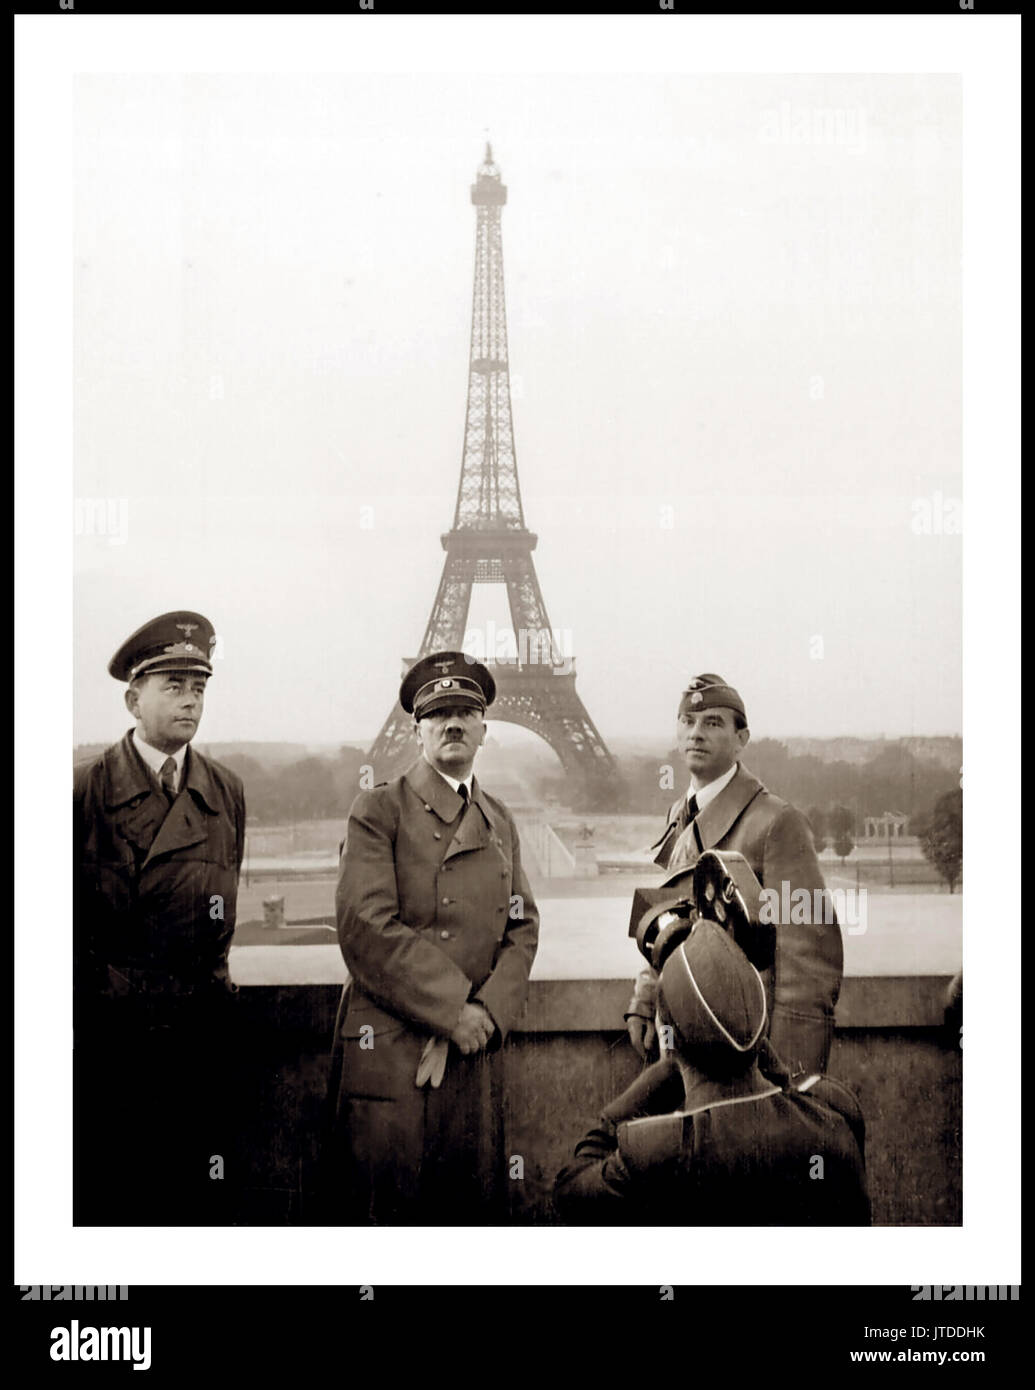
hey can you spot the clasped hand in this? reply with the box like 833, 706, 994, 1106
450, 1002, 495, 1055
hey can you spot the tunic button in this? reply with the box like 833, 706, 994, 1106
442, 897, 451, 905
497, 906, 505, 914
424, 804, 432, 811
440, 930, 450, 940
500, 871, 507, 879
433, 832, 442, 840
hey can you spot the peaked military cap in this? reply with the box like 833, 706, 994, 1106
108, 611, 217, 682
400, 651, 496, 719
678, 672, 746, 721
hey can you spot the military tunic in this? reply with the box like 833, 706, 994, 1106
554, 1058, 870, 1225
329, 757, 539, 1224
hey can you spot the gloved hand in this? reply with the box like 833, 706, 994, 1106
625, 965, 660, 1059
626, 1014, 657, 1060
415, 1036, 449, 1088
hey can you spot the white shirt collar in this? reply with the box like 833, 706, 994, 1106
428, 760, 473, 799
133, 727, 187, 791
687, 761, 738, 812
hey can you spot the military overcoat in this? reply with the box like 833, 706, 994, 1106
73, 729, 245, 1014
72, 730, 246, 1223
330, 757, 539, 1223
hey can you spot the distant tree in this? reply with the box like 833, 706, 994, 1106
806, 805, 828, 854
216, 751, 266, 782
216, 752, 277, 822
274, 757, 339, 821
908, 809, 930, 839
827, 805, 856, 867
919, 789, 963, 893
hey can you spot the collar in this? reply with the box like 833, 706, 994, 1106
691, 763, 764, 852
103, 730, 222, 814
662, 764, 767, 875
404, 756, 498, 832
433, 765, 474, 800
133, 728, 187, 789
676, 1059, 782, 1115
687, 761, 738, 812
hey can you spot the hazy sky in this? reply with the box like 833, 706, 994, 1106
73, 71, 961, 749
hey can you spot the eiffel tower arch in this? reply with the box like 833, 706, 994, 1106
368, 145, 618, 807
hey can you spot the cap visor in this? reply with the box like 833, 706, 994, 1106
415, 692, 484, 718
133, 658, 213, 678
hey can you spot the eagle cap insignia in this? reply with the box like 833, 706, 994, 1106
176, 622, 198, 638
433, 658, 455, 674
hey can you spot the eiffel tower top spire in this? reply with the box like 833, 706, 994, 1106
456, 145, 521, 532
473, 142, 503, 198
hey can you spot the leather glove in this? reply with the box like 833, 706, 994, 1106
415, 1036, 449, 1088
626, 1014, 657, 1060
625, 965, 660, 1058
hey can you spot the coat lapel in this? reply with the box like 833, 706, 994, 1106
443, 774, 497, 860
118, 794, 171, 858
691, 764, 765, 851
103, 730, 154, 809
442, 804, 491, 861
402, 758, 493, 860
404, 757, 465, 822
142, 795, 208, 867
666, 764, 766, 872
102, 731, 168, 856
141, 746, 212, 867
650, 793, 686, 864
469, 776, 501, 838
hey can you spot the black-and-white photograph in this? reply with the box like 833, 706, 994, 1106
14, 7, 1020, 1325
68, 66, 964, 1231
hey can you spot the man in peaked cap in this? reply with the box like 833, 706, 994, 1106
73, 611, 246, 1224
328, 651, 539, 1224
555, 918, 869, 1225
625, 674, 843, 1081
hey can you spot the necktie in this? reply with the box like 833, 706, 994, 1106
458, 783, 470, 806
674, 793, 699, 836
159, 756, 177, 802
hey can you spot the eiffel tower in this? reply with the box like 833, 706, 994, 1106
368, 145, 617, 805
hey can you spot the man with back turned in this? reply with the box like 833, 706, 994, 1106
558, 915, 869, 1225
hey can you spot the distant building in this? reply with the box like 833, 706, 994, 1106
864, 810, 909, 840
